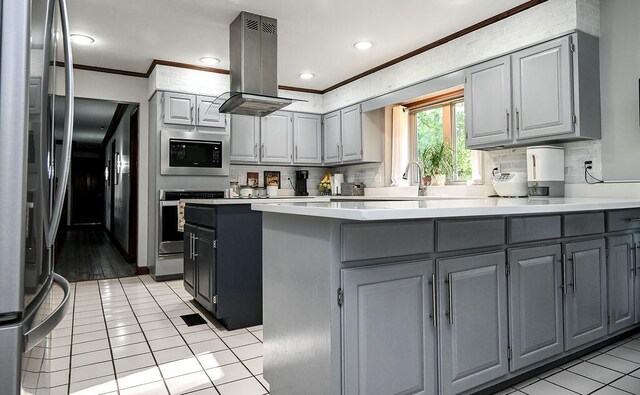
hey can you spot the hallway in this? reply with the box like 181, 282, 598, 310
55, 229, 137, 281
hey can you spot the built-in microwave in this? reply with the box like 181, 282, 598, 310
160, 130, 230, 176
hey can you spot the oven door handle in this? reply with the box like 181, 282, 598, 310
159, 200, 180, 207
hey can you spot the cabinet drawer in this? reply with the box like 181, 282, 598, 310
606, 209, 640, 232
564, 212, 604, 237
185, 206, 216, 228
437, 218, 505, 252
341, 221, 434, 262
508, 215, 561, 244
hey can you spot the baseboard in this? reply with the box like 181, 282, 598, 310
135, 266, 150, 275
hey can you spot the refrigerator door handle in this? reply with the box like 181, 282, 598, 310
45, 0, 74, 248
23, 273, 71, 352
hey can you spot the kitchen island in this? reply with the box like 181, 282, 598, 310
252, 197, 640, 395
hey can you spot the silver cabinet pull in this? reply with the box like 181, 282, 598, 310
189, 234, 194, 260
446, 273, 454, 326
336, 144, 340, 160
515, 108, 520, 132
254, 143, 258, 159
295, 145, 298, 161
192, 235, 198, 258
571, 252, 577, 293
506, 110, 510, 133
261, 143, 265, 159
635, 243, 640, 277
191, 105, 194, 123
561, 254, 567, 295
428, 274, 437, 327
628, 218, 640, 222
197, 105, 200, 122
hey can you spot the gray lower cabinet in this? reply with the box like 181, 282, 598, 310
465, 56, 512, 148
607, 235, 635, 333
341, 260, 436, 395
563, 238, 608, 350
508, 245, 564, 371
438, 251, 508, 394
183, 224, 197, 297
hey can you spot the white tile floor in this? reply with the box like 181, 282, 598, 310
27, 274, 640, 395
30, 275, 269, 395
493, 336, 640, 395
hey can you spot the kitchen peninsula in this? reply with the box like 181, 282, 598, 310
253, 198, 640, 395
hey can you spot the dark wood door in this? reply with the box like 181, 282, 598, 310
71, 155, 104, 225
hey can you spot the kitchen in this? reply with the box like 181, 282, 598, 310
3, 0, 640, 395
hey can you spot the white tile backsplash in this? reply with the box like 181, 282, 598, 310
229, 165, 327, 195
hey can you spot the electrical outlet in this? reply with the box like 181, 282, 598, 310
583, 157, 597, 177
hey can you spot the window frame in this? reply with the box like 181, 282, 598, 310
408, 95, 481, 185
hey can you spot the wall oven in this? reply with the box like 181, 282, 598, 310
160, 130, 230, 176
158, 190, 224, 256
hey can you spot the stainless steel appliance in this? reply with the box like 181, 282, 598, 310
0, 0, 75, 393
218, 12, 293, 117
158, 190, 225, 256
160, 130, 230, 176
527, 146, 565, 197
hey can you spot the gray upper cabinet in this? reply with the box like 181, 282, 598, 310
229, 114, 260, 163
341, 104, 363, 162
508, 245, 564, 372
607, 235, 635, 333
341, 260, 436, 395
293, 113, 322, 165
512, 36, 573, 141
323, 110, 341, 165
162, 92, 195, 126
260, 111, 293, 164
465, 56, 512, 148
196, 95, 226, 128
464, 32, 600, 149
438, 251, 508, 394
563, 238, 607, 351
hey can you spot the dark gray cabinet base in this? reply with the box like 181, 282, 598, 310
184, 204, 262, 330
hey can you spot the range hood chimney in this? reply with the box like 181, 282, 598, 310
219, 12, 293, 117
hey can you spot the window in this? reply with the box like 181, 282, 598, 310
411, 97, 480, 183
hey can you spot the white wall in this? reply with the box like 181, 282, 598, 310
55, 68, 150, 267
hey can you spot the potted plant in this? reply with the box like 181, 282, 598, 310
420, 142, 454, 186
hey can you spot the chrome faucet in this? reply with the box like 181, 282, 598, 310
402, 161, 427, 196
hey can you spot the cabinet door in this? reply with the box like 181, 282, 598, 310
512, 36, 573, 140
341, 104, 362, 162
293, 113, 322, 164
607, 235, 635, 333
563, 238, 607, 350
197, 95, 226, 128
162, 92, 195, 126
323, 110, 341, 164
342, 260, 436, 395
230, 114, 260, 163
195, 227, 216, 312
260, 111, 293, 164
465, 56, 512, 148
508, 245, 564, 371
438, 251, 508, 394
183, 224, 197, 298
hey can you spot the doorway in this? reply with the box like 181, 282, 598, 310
54, 97, 140, 281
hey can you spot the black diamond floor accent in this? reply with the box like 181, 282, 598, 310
181, 313, 207, 326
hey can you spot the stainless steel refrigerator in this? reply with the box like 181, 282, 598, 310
0, 0, 75, 393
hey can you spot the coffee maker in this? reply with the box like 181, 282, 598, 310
295, 170, 309, 196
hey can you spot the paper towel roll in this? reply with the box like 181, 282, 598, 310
333, 173, 344, 195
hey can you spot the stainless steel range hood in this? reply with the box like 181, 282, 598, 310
219, 12, 292, 117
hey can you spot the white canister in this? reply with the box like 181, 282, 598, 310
266, 185, 278, 197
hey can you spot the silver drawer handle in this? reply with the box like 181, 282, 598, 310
561, 254, 567, 295
429, 274, 437, 328
446, 273, 453, 326
628, 218, 640, 222
571, 253, 577, 293
192, 235, 198, 258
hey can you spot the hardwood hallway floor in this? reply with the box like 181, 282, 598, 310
55, 229, 137, 281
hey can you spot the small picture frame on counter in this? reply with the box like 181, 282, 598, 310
247, 172, 259, 187
264, 171, 281, 188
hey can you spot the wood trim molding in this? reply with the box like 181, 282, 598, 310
146, 59, 229, 77
321, 0, 548, 93
56, 0, 546, 95
101, 103, 129, 146
404, 89, 465, 109
55, 61, 147, 78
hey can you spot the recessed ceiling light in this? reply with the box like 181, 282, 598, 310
200, 57, 220, 65
70, 34, 95, 45
299, 73, 315, 80
354, 41, 373, 50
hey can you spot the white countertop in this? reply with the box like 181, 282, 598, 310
181, 195, 479, 206
250, 197, 640, 221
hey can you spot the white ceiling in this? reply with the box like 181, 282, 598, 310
54, 98, 118, 144
67, 0, 527, 90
